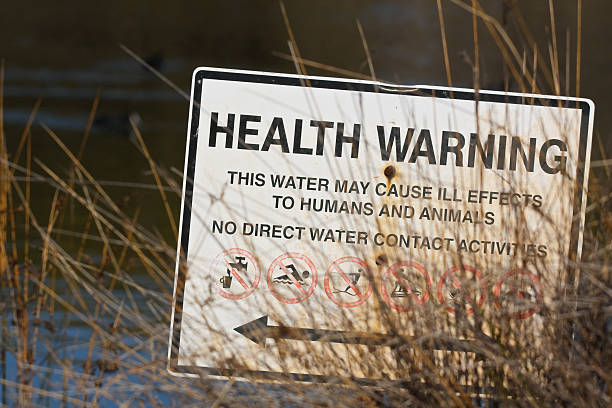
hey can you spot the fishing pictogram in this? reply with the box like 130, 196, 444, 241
493, 268, 543, 319
437, 265, 486, 315
213, 248, 260, 300
381, 261, 431, 312
324, 257, 372, 308
267, 253, 317, 304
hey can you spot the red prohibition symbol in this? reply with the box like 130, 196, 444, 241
381, 261, 431, 312
214, 248, 260, 300
493, 268, 543, 319
437, 265, 486, 315
324, 257, 373, 308
267, 252, 317, 304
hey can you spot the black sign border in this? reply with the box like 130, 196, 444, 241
168, 68, 593, 382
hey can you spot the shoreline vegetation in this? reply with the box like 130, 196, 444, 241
1, 1, 611, 406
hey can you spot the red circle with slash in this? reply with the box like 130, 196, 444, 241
214, 248, 260, 300
324, 257, 372, 308
493, 268, 543, 319
381, 261, 431, 312
267, 252, 317, 304
437, 265, 486, 315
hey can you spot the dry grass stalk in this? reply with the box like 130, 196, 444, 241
0, 2, 609, 407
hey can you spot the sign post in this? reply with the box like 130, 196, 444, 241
168, 68, 594, 381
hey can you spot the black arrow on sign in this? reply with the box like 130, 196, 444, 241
234, 315, 480, 353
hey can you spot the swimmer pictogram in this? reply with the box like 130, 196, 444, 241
272, 264, 310, 285
267, 252, 317, 304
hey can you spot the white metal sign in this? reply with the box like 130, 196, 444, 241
169, 68, 594, 381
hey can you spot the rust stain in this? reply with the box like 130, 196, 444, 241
383, 164, 397, 183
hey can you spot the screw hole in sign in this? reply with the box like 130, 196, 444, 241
381, 261, 431, 312
437, 265, 486, 315
493, 268, 543, 319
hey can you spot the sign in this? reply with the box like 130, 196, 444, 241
168, 68, 594, 381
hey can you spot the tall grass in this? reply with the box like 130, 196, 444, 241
0, 1, 610, 407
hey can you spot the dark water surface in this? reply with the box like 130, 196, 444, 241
3, 1, 611, 177
3, 0, 611, 242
